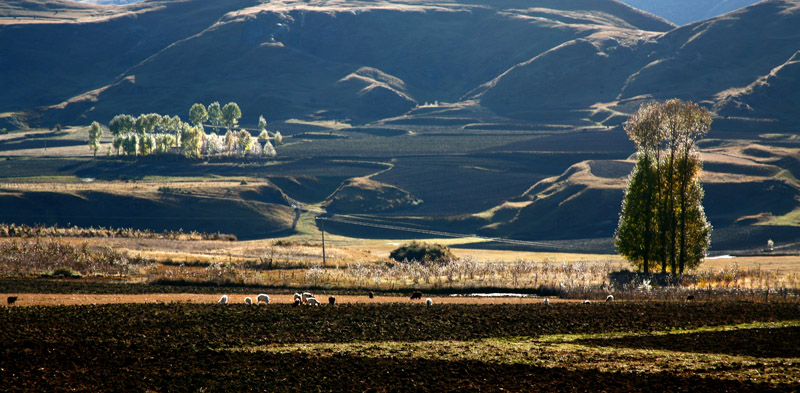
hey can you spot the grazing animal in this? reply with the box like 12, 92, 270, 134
583, 300, 591, 304
218, 295, 228, 304
686, 294, 695, 302
257, 294, 270, 304
245, 297, 253, 305
7, 296, 18, 305
410, 291, 422, 300
293, 293, 302, 303
425, 298, 433, 306
328, 296, 336, 305
301, 292, 314, 304
368, 291, 375, 299
543, 298, 549, 306
292, 299, 301, 307
306, 297, 321, 306
605, 295, 614, 302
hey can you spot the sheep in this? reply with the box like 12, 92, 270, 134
7, 296, 18, 306
257, 294, 270, 304
583, 300, 591, 304
306, 297, 321, 306
218, 295, 228, 304
686, 294, 695, 302
245, 297, 253, 305
328, 296, 336, 305
605, 295, 614, 302
368, 291, 374, 299
425, 298, 433, 306
543, 298, 550, 306
410, 291, 422, 300
301, 292, 314, 304
293, 293, 302, 303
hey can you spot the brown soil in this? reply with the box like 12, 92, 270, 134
0, 293, 579, 307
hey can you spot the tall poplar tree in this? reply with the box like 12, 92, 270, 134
615, 99, 712, 274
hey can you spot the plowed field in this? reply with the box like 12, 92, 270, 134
2, 300, 799, 392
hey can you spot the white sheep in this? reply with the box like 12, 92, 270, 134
218, 295, 228, 304
301, 292, 314, 304
605, 295, 614, 302
543, 298, 550, 305
306, 297, 321, 306
257, 294, 270, 304
293, 293, 302, 303
425, 298, 433, 306
583, 300, 591, 304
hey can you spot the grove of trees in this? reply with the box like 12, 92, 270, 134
101, 101, 280, 158
615, 99, 713, 275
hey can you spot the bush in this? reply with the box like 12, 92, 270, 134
389, 241, 455, 265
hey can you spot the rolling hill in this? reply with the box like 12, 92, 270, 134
619, 0, 761, 25
1, 0, 799, 252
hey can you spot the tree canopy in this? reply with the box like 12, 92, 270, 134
615, 99, 712, 274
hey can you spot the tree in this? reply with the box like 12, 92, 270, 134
108, 114, 135, 137
207, 102, 222, 129
189, 103, 209, 127
258, 115, 267, 132
258, 130, 270, 144
87, 121, 103, 157
273, 131, 283, 145
180, 123, 203, 158
262, 140, 276, 157
222, 102, 242, 131
122, 134, 138, 156
224, 129, 236, 154
615, 99, 712, 275
614, 153, 659, 271
236, 130, 252, 155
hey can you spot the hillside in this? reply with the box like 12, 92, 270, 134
1, 0, 799, 252
474, 0, 800, 130
479, 143, 800, 252
619, 0, 760, 25
0, 0, 673, 127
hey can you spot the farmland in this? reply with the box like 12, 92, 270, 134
2, 300, 799, 392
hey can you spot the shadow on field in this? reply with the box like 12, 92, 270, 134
578, 326, 800, 358
2, 343, 788, 393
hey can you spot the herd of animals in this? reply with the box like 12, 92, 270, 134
5, 293, 702, 306
215, 290, 433, 306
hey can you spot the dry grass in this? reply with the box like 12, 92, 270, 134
0, 293, 574, 307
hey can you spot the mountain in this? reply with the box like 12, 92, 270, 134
0, 0, 673, 126
619, 0, 761, 25
473, 0, 800, 130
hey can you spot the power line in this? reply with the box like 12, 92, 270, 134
316, 214, 586, 250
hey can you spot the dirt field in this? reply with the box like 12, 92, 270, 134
2, 301, 799, 392
0, 293, 578, 307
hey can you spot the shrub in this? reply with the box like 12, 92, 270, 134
389, 241, 455, 265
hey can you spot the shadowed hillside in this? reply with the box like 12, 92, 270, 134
619, 0, 760, 25
474, 0, 800, 130
0, 0, 672, 126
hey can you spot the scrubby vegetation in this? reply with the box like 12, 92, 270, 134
0, 223, 237, 241
0, 240, 147, 277
389, 241, 454, 264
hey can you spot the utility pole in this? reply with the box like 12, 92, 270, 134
317, 216, 326, 267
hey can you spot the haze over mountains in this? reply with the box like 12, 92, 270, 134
1, 0, 799, 252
